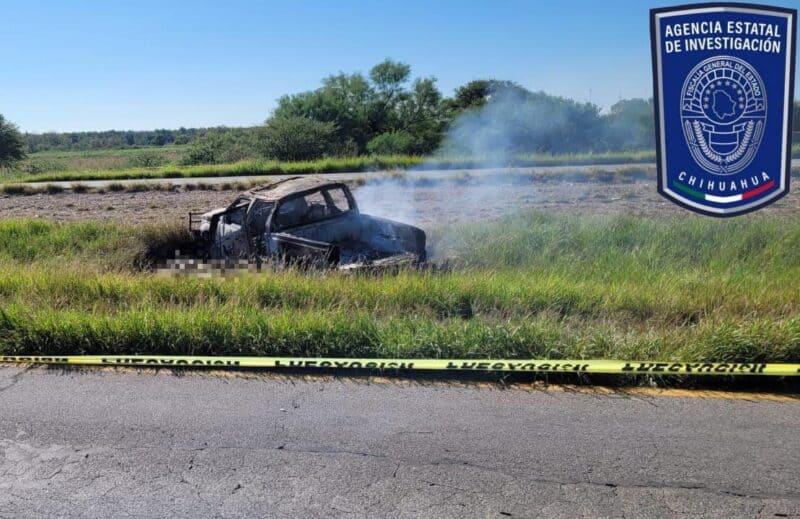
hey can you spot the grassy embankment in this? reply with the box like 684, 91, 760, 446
3, 142, 799, 184
2, 151, 657, 184
0, 166, 658, 196
14, 146, 190, 175
0, 212, 799, 364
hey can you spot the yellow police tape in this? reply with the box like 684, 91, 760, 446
1, 355, 799, 376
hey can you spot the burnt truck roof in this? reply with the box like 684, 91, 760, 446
244, 176, 348, 202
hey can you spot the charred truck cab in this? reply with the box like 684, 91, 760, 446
190, 177, 426, 269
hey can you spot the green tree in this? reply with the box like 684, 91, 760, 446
793, 101, 799, 132
366, 130, 416, 155
0, 115, 26, 167
126, 150, 167, 168
273, 73, 372, 152
367, 59, 412, 134
271, 59, 445, 155
601, 98, 654, 151
445, 79, 523, 112
257, 116, 338, 161
395, 78, 447, 153
183, 129, 258, 165
369, 60, 411, 94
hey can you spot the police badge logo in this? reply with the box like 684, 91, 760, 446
681, 56, 767, 175
651, 3, 796, 216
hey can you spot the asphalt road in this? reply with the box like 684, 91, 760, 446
1, 367, 799, 518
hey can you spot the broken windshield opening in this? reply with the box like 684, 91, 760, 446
324, 187, 352, 214
274, 189, 351, 230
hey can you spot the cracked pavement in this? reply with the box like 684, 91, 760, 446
0, 367, 798, 518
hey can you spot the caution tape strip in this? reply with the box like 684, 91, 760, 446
1, 355, 799, 376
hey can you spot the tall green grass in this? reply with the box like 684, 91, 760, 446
0, 219, 193, 270
3, 144, 798, 183
11, 146, 188, 176
0, 213, 799, 362
3, 152, 657, 183
2, 304, 798, 362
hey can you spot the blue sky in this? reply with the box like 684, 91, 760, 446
2, 0, 798, 133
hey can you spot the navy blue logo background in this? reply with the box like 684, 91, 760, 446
651, 3, 796, 217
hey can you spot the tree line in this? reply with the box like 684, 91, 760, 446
3, 59, 800, 169
183, 63, 658, 164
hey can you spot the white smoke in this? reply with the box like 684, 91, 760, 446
354, 89, 553, 232
438, 88, 571, 163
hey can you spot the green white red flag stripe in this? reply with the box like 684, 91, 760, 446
671, 180, 776, 204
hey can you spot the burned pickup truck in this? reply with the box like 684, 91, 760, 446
189, 177, 426, 269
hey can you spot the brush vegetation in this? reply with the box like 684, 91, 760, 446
12, 146, 189, 175
0, 151, 660, 184
0, 212, 799, 364
0, 166, 659, 197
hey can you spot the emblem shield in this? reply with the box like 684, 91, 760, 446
651, 3, 796, 216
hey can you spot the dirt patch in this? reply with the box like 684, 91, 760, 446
2, 178, 800, 227
0, 189, 234, 226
